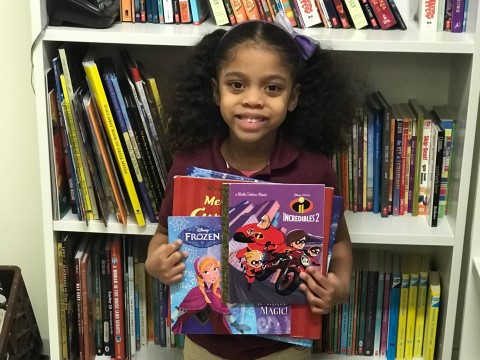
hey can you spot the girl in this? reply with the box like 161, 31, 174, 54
146, 16, 354, 360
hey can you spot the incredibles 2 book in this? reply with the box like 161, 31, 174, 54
222, 182, 326, 305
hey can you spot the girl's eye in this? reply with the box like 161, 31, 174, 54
229, 81, 244, 90
265, 84, 281, 93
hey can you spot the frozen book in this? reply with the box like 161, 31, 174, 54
168, 216, 291, 335
222, 182, 327, 305
185, 166, 264, 182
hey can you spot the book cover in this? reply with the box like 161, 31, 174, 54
367, 0, 397, 29
294, 0, 322, 27
208, 0, 230, 24
408, 99, 426, 216
418, 0, 440, 31
432, 105, 454, 218
374, 91, 393, 218
427, 116, 445, 227
386, 253, 401, 360
417, 105, 433, 216
46, 74, 70, 221
189, 0, 210, 23
450, 0, 465, 32
83, 55, 146, 226
229, 0, 248, 22
423, 271, 440, 360
101, 61, 157, 223
110, 236, 126, 359
373, 250, 384, 357
356, 249, 368, 355
327, 195, 344, 271
82, 93, 129, 225
332, 0, 351, 28
413, 254, 430, 358
223, 182, 326, 304
396, 254, 410, 360
51, 56, 78, 217
380, 251, 391, 357
405, 254, 421, 359
366, 94, 383, 214
363, 250, 379, 356
387, 0, 407, 29
343, 0, 369, 29
360, 0, 380, 29
168, 216, 290, 335
171, 175, 317, 341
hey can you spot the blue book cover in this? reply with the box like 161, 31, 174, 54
365, 104, 375, 212
386, 254, 401, 360
186, 166, 264, 182
168, 216, 291, 335
327, 195, 344, 270
367, 95, 383, 214
101, 65, 157, 223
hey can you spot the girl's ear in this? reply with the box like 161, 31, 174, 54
288, 84, 301, 112
211, 78, 220, 105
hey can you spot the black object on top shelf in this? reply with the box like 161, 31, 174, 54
47, 0, 120, 29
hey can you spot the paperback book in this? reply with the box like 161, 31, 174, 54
168, 216, 291, 335
222, 182, 327, 305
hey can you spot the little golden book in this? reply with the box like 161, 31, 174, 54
168, 216, 291, 335
222, 182, 326, 305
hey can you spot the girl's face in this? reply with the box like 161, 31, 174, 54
212, 43, 300, 145
201, 263, 220, 286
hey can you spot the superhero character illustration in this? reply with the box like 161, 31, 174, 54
171, 256, 250, 334
234, 214, 289, 260
241, 249, 264, 290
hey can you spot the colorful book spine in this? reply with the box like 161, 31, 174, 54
405, 255, 420, 359
367, 0, 397, 29
343, 0, 369, 28
451, 0, 465, 32
83, 58, 146, 226
423, 271, 440, 360
241, 0, 262, 19
413, 255, 430, 358
396, 255, 410, 360
386, 254, 401, 360
418, 0, 440, 31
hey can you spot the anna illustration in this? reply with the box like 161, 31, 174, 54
171, 255, 250, 334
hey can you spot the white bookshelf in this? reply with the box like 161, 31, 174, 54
29, 0, 480, 359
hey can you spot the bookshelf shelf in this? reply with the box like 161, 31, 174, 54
43, 19, 475, 53
30, 0, 480, 359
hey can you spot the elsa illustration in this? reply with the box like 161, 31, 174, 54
171, 255, 251, 334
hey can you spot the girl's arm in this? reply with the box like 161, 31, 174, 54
328, 215, 353, 302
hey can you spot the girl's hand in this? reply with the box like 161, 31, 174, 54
298, 267, 344, 315
145, 239, 188, 285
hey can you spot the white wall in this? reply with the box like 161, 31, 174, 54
0, 0, 48, 349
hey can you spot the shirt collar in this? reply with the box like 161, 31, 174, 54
211, 131, 300, 176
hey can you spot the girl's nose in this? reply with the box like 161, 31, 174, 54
242, 88, 264, 107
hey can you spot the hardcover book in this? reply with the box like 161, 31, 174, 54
222, 182, 326, 305
168, 216, 291, 335
171, 175, 319, 343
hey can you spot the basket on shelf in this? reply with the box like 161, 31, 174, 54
0, 266, 44, 360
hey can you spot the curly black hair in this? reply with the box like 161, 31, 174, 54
165, 21, 356, 157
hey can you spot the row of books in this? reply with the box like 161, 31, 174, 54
47, 44, 172, 226
334, 92, 455, 227
315, 250, 441, 360
118, 0, 469, 32
56, 233, 180, 360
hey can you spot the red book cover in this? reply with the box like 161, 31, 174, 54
399, 116, 409, 215
111, 236, 126, 359
367, 0, 396, 29
172, 175, 322, 339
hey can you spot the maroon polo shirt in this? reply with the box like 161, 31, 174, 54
157, 132, 339, 359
